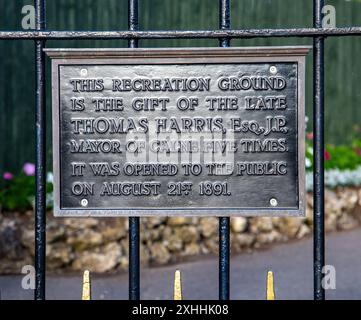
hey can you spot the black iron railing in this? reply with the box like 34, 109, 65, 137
2, 0, 358, 300
128, 0, 140, 302
219, 0, 231, 301
34, 0, 46, 301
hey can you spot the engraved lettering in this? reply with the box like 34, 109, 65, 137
100, 182, 161, 196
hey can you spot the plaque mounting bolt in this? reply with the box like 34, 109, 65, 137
270, 198, 278, 207
81, 199, 88, 207
270, 66, 278, 74
80, 68, 88, 77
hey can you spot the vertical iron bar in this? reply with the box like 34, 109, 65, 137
313, 0, 325, 300
128, 0, 140, 301
128, 0, 139, 49
34, 0, 46, 300
219, 217, 230, 300
219, 0, 230, 301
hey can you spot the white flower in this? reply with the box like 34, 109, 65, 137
306, 165, 361, 191
46, 172, 53, 183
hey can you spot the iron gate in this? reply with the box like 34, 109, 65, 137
1, 0, 361, 300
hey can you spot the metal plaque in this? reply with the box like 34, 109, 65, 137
45, 47, 309, 217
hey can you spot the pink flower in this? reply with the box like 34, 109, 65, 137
23, 163, 35, 176
324, 150, 331, 161
3, 172, 13, 180
306, 132, 313, 140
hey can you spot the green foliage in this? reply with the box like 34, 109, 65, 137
0, 174, 53, 212
306, 137, 361, 172
325, 144, 361, 170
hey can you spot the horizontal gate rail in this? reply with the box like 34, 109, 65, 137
1, 27, 361, 40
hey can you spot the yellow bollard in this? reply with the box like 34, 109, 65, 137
266, 271, 275, 300
174, 269, 182, 300
82, 270, 91, 300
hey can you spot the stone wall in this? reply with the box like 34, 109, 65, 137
1, 187, 361, 274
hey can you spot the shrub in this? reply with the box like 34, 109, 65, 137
0, 163, 53, 212
305, 135, 361, 172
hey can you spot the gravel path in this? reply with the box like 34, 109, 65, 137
1, 228, 361, 300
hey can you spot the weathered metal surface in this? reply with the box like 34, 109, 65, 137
46, 47, 308, 217
34, 0, 46, 301
2, 27, 361, 40
128, 0, 140, 302
219, 0, 231, 301
313, 0, 326, 301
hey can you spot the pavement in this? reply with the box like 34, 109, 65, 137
1, 228, 361, 300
